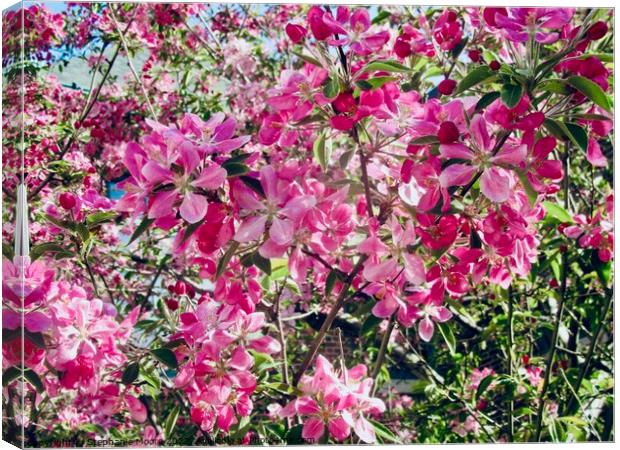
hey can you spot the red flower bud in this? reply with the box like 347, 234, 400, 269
174, 280, 187, 296
587, 21, 608, 41
522, 354, 530, 365
59, 192, 76, 210
437, 78, 457, 96
394, 36, 413, 58
468, 49, 481, 62
165, 298, 179, 311
285, 23, 307, 43
437, 121, 460, 144
489, 60, 500, 71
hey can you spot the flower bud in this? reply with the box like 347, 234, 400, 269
468, 49, 481, 62
437, 121, 460, 144
59, 192, 76, 210
587, 21, 608, 41
437, 78, 457, 96
174, 280, 187, 296
489, 60, 500, 71
285, 23, 307, 43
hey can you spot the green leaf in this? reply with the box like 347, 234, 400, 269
3, 367, 21, 386
323, 77, 339, 99
223, 162, 249, 177
360, 314, 382, 337
253, 252, 271, 275
567, 75, 611, 112
410, 135, 439, 145
313, 131, 331, 171
285, 424, 304, 444
543, 201, 573, 223
216, 241, 240, 279
563, 123, 588, 152
436, 322, 456, 356
355, 76, 397, 91
476, 374, 496, 400
45, 214, 75, 231
371, 10, 391, 25
516, 170, 538, 207
501, 83, 523, 108
456, 65, 495, 94
164, 405, 181, 439
30, 242, 74, 261
591, 250, 611, 287
23, 369, 44, 392
24, 330, 46, 348
180, 218, 204, 244
362, 59, 411, 73
86, 211, 117, 226
2, 242, 14, 261
475, 91, 500, 112
291, 50, 322, 68
240, 175, 265, 198
122, 362, 140, 385
325, 269, 339, 296
369, 419, 401, 444
128, 216, 154, 245
150, 348, 178, 369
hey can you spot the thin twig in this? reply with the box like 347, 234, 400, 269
109, 6, 157, 121
532, 143, 571, 442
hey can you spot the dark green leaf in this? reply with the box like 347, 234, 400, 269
122, 362, 140, 385
456, 65, 495, 94
371, 10, 391, 25
516, 170, 538, 207
323, 77, 339, 99
223, 162, 249, 177
253, 252, 271, 275
360, 315, 382, 337
563, 122, 588, 152
475, 91, 500, 112
410, 135, 440, 145
501, 83, 523, 108
3, 367, 21, 386
2, 242, 14, 261
285, 424, 304, 444
355, 76, 397, 91
436, 322, 456, 356
567, 75, 611, 112
180, 219, 204, 244
369, 419, 401, 443
25, 330, 46, 348
325, 269, 339, 296
216, 241, 240, 279
164, 405, 181, 439
313, 132, 331, 171
23, 369, 44, 392
128, 216, 154, 245
362, 59, 411, 73
150, 348, 178, 369
476, 374, 496, 400
240, 175, 265, 198
30, 242, 74, 261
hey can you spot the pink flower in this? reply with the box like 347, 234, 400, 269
408, 289, 453, 342
439, 115, 526, 203
433, 9, 463, 51
233, 165, 316, 249
485, 8, 574, 44
281, 355, 385, 443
